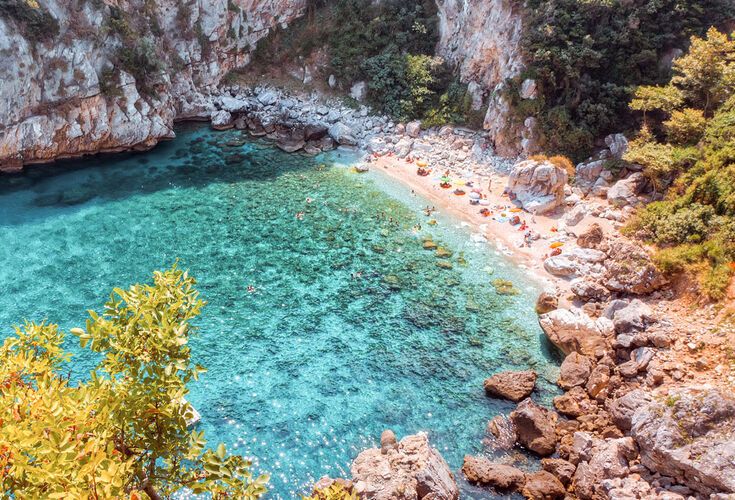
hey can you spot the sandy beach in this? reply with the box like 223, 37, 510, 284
368, 155, 617, 297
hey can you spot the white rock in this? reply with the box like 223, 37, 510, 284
406, 120, 422, 138
350, 81, 368, 101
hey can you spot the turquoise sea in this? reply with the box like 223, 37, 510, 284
0, 124, 559, 498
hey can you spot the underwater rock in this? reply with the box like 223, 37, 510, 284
423, 240, 438, 250
486, 415, 517, 450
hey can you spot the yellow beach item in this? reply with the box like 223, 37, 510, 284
416, 159, 428, 167
510, 208, 523, 213
550, 241, 564, 249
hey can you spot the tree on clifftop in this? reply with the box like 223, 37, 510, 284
0, 266, 268, 499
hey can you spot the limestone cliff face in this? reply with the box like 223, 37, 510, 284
0, 0, 305, 171
436, 0, 526, 156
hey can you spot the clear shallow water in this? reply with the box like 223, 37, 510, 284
0, 124, 559, 498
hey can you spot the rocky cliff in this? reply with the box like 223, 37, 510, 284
0, 0, 305, 172
0, 0, 531, 171
435, 0, 527, 156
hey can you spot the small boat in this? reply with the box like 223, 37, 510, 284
454, 189, 466, 196
510, 208, 523, 213
416, 159, 428, 167
550, 241, 564, 249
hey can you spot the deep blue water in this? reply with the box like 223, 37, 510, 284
0, 124, 559, 498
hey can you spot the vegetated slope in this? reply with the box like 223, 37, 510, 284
623, 28, 735, 300
247, 0, 483, 127
506, 0, 734, 160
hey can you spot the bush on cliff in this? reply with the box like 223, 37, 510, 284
624, 28, 735, 300
251, 0, 475, 125
0, 0, 59, 42
510, 0, 734, 160
0, 266, 269, 498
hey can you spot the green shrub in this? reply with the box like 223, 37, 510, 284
0, 0, 59, 42
115, 39, 162, 95
511, 0, 734, 160
701, 263, 734, 301
664, 108, 707, 145
250, 0, 478, 125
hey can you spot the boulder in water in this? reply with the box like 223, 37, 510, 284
484, 370, 537, 402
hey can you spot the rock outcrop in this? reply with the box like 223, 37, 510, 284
539, 307, 613, 357
630, 388, 735, 495
0, 0, 307, 170
351, 432, 460, 500
435, 0, 526, 156
510, 398, 558, 456
506, 159, 568, 215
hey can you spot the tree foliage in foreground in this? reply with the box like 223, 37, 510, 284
0, 267, 268, 499
624, 28, 735, 300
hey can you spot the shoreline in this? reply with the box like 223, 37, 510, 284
364, 154, 618, 302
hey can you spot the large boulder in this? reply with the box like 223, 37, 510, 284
571, 279, 610, 302
541, 458, 576, 486
558, 352, 593, 390
510, 398, 559, 456
484, 370, 537, 402
522, 470, 565, 500
612, 299, 655, 334
543, 256, 578, 277
406, 121, 422, 138
461, 456, 525, 490
577, 223, 604, 249
539, 308, 613, 357
328, 123, 357, 146
572, 436, 639, 500
607, 172, 646, 207
219, 95, 251, 113
630, 388, 735, 495
554, 386, 596, 418
211, 110, 233, 130
351, 432, 459, 499
536, 292, 559, 314
608, 389, 653, 432
604, 240, 667, 295
507, 159, 568, 215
